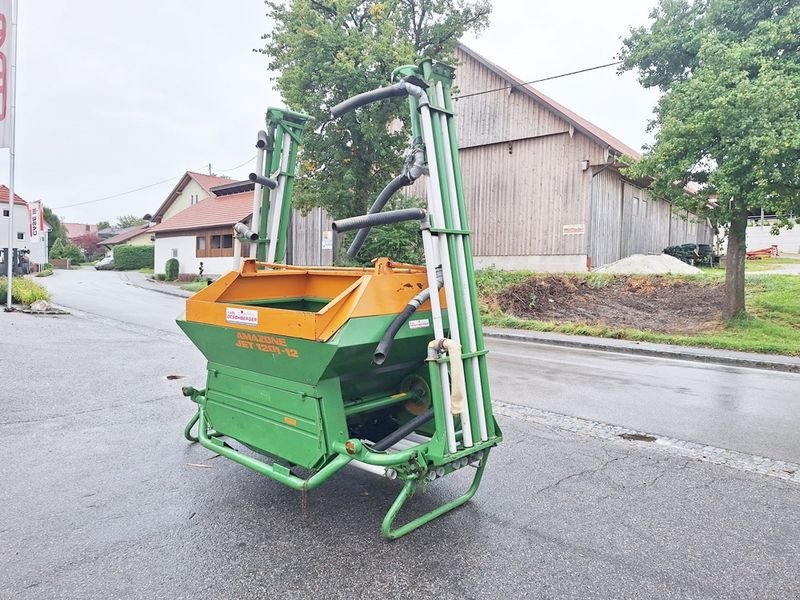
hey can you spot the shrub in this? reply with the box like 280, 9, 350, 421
35, 269, 54, 278
113, 245, 154, 270
165, 258, 179, 281
155, 273, 166, 281
49, 238, 66, 259
62, 243, 83, 263
0, 276, 50, 305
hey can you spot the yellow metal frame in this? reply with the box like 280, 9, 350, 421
185, 258, 446, 341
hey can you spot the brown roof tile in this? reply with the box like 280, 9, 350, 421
149, 191, 253, 234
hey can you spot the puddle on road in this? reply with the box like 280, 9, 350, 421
618, 433, 658, 442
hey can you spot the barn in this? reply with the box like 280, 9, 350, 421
289, 44, 712, 271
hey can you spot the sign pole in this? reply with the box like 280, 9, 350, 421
3, 0, 17, 310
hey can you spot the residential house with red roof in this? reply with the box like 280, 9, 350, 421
0, 185, 49, 268
150, 180, 255, 276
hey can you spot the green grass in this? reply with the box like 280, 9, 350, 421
478, 270, 800, 356
138, 267, 154, 274
0, 276, 50, 305
180, 280, 209, 292
744, 257, 800, 272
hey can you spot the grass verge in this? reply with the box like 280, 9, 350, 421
478, 269, 800, 356
180, 280, 209, 292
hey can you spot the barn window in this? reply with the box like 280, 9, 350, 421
222, 234, 233, 249
196, 236, 207, 257
211, 235, 221, 249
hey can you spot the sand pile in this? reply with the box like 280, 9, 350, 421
594, 253, 701, 275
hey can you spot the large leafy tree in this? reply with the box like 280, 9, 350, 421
620, 1, 800, 319
115, 215, 146, 229
260, 0, 491, 224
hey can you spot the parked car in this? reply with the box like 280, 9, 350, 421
95, 256, 114, 270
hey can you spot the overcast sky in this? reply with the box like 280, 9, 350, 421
4, 0, 660, 224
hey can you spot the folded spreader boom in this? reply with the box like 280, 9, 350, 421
180, 59, 501, 539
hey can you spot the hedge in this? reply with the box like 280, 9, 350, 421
165, 258, 179, 281
113, 245, 154, 270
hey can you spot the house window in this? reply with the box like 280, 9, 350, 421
196, 236, 207, 257
2, 209, 8, 217
211, 235, 221, 249
222, 234, 233, 249
171, 248, 178, 258
16, 232, 24, 240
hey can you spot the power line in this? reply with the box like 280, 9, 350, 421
453, 60, 624, 100
52, 156, 256, 210
214, 155, 256, 172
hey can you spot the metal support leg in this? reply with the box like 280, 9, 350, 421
183, 410, 199, 442
380, 452, 489, 539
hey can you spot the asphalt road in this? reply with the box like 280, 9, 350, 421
41, 268, 800, 463
2, 307, 799, 599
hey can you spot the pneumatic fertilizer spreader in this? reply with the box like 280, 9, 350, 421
180, 59, 501, 539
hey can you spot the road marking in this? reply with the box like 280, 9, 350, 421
495, 400, 800, 484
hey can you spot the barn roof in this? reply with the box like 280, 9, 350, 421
457, 44, 642, 160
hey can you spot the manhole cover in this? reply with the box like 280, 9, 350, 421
618, 433, 657, 442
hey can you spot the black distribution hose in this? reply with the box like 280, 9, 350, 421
256, 130, 269, 149
371, 409, 434, 452
332, 208, 425, 234
249, 173, 278, 190
331, 82, 409, 118
347, 173, 413, 258
373, 275, 442, 365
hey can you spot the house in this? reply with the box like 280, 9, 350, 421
63, 222, 98, 241
0, 185, 49, 268
99, 224, 153, 254
149, 181, 255, 276
290, 44, 712, 271
151, 171, 234, 225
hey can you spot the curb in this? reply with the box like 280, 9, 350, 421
482, 329, 800, 374
121, 274, 192, 299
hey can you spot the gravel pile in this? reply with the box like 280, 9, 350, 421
594, 253, 701, 275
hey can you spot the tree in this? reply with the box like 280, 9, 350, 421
619, 1, 800, 319
116, 215, 146, 228
73, 232, 102, 259
49, 237, 66, 260
96, 220, 111, 230
260, 0, 491, 226
42, 206, 66, 250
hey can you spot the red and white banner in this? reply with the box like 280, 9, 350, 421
0, 0, 14, 149
28, 200, 43, 240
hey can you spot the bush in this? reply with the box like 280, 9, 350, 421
0, 276, 50, 305
155, 273, 166, 281
35, 269, 54, 278
49, 238, 66, 259
165, 258, 179, 281
113, 245, 154, 270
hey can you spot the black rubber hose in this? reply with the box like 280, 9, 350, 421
331, 83, 409, 118
347, 174, 413, 258
332, 208, 425, 234
373, 275, 441, 365
373, 304, 416, 365
371, 409, 434, 452
248, 173, 278, 190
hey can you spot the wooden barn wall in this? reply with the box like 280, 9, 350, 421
588, 170, 713, 267
452, 48, 571, 148
407, 131, 604, 256
287, 207, 332, 266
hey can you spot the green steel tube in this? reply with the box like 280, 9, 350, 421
420, 59, 481, 443
197, 408, 351, 491
381, 451, 489, 539
344, 391, 415, 417
441, 81, 497, 438
258, 123, 282, 262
